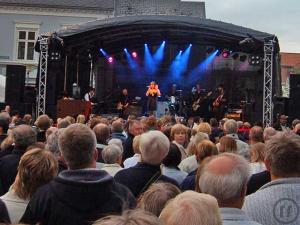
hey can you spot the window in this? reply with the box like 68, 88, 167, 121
16, 30, 37, 61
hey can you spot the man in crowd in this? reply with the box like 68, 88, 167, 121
123, 120, 143, 161
0, 125, 37, 195
243, 132, 300, 225
111, 120, 126, 144
273, 114, 290, 131
199, 153, 262, 225
115, 130, 178, 197
35, 114, 51, 142
217, 119, 249, 160
93, 123, 110, 163
21, 124, 135, 225
249, 126, 264, 145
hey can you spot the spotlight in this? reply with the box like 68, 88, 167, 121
189, 44, 192, 47
232, 53, 239, 60
132, 51, 137, 58
222, 50, 230, 58
216, 50, 221, 57
206, 47, 214, 54
239, 55, 247, 62
49, 51, 61, 61
249, 55, 262, 65
108, 56, 114, 64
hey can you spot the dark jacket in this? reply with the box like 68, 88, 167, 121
21, 169, 136, 225
0, 147, 26, 195
36, 130, 46, 142
114, 163, 179, 197
122, 133, 134, 161
111, 132, 127, 144
247, 170, 271, 195
0, 199, 10, 224
181, 169, 197, 191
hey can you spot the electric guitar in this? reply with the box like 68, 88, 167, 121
192, 91, 212, 111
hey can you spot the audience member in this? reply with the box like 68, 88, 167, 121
179, 132, 209, 174
45, 129, 68, 172
0, 116, 9, 145
249, 143, 266, 174
171, 124, 188, 160
138, 182, 181, 217
181, 140, 218, 191
93, 209, 163, 225
160, 191, 222, 225
76, 114, 86, 124
218, 136, 237, 153
123, 120, 143, 161
0, 125, 37, 195
217, 119, 249, 160
115, 130, 178, 197
243, 132, 300, 225
101, 144, 123, 176
262, 127, 276, 142
45, 126, 58, 139
0, 148, 58, 223
57, 118, 71, 128
210, 118, 222, 143
123, 135, 141, 168
273, 114, 290, 131
162, 143, 188, 184
249, 126, 264, 145
35, 114, 51, 142
199, 153, 262, 225
93, 123, 110, 163
110, 120, 126, 143
21, 123, 135, 225
0, 198, 10, 224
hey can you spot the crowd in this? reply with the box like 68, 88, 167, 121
0, 105, 300, 225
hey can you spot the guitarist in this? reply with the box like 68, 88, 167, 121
117, 88, 130, 118
191, 84, 210, 120
212, 84, 227, 121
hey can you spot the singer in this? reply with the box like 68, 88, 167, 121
146, 81, 161, 115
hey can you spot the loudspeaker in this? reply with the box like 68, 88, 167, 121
5, 65, 26, 105
289, 74, 300, 120
273, 97, 289, 118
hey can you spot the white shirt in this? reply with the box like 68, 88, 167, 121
123, 154, 141, 169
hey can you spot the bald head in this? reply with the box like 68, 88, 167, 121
249, 126, 264, 144
199, 153, 250, 207
12, 124, 37, 149
93, 123, 110, 144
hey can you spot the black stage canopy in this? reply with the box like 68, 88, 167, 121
51, 15, 279, 54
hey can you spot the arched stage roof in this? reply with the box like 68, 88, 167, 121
49, 15, 279, 54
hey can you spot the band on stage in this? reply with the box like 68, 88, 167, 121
79, 82, 228, 121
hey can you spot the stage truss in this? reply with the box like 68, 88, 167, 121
263, 39, 275, 127
37, 36, 49, 116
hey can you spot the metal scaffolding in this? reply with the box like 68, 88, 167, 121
263, 39, 275, 127
37, 37, 49, 116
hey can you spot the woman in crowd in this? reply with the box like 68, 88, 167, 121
170, 124, 188, 160
0, 148, 58, 223
218, 135, 237, 153
249, 142, 266, 174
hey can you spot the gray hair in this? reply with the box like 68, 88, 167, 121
263, 127, 277, 141
108, 138, 123, 152
139, 131, 170, 165
199, 153, 250, 203
58, 124, 96, 169
45, 128, 65, 157
265, 132, 300, 178
57, 118, 71, 129
187, 132, 209, 156
224, 119, 238, 134
12, 125, 37, 149
111, 121, 123, 133
101, 144, 123, 164
93, 123, 110, 144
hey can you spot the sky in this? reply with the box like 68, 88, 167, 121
183, 0, 300, 53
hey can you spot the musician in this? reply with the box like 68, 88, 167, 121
117, 88, 130, 118
212, 84, 227, 121
191, 84, 210, 120
84, 87, 97, 113
146, 81, 161, 115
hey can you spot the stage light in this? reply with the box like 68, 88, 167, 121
132, 51, 137, 58
99, 48, 108, 57
222, 50, 230, 58
249, 55, 262, 65
108, 56, 114, 63
232, 52, 239, 60
189, 44, 192, 47
216, 50, 221, 57
239, 55, 247, 62
206, 47, 214, 54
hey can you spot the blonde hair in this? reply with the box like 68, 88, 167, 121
186, 132, 209, 156
76, 114, 86, 124
13, 148, 58, 199
218, 136, 237, 153
197, 122, 212, 135
196, 140, 218, 162
133, 135, 142, 154
159, 191, 222, 225
170, 124, 187, 141
250, 142, 266, 163
94, 209, 162, 225
138, 182, 181, 217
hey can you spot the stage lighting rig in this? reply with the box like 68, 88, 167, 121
249, 55, 262, 65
